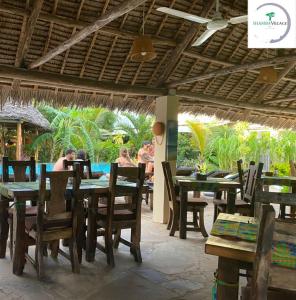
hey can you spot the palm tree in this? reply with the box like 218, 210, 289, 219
116, 113, 154, 154
186, 121, 208, 172
31, 105, 108, 161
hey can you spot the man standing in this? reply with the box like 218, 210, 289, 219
53, 149, 76, 171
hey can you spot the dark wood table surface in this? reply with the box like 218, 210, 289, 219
205, 213, 296, 300
0, 179, 136, 275
174, 176, 241, 239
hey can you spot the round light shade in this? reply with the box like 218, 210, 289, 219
257, 67, 278, 83
130, 35, 157, 62
152, 122, 165, 136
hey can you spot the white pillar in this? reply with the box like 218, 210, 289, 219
153, 95, 179, 223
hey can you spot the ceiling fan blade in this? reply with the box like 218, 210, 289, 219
156, 7, 211, 24
229, 15, 248, 24
192, 29, 217, 47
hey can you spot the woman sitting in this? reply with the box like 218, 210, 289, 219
116, 147, 136, 167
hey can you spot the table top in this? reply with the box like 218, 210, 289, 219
206, 213, 296, 291
174, 176, 241, 191
261, 175, 296, 186
205, 213, 256, 263
0, 179, 135, 199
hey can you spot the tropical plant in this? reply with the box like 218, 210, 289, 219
116, 112, 154, 153
186, 121, 208, 172
206, 125, 242, 171
31, 105, 109, 161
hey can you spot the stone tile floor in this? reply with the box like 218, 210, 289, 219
0, 197, 219, 300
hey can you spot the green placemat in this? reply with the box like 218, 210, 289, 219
211, 219, 257, 242
211, 218, 296, 269
272, 241, 296, 269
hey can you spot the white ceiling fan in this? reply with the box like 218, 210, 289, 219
156, 0, 248, 46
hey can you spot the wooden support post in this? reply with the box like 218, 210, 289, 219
1, 126, 5, 156
34, 129, 39, 162
16, 122, 23, 160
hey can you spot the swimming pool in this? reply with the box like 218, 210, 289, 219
0, 162, 111, 175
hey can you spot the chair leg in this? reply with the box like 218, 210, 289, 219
169, 208, 179, 237
131, 227, 142, 263
167, 209, 173, 230
69, 238, 80, 274
105, 229, 115, 267
199, 208, 208, 238
36, 241, 44, 280
213, 204, 218, 223
50, 240, 59, 259
192, 209, 198, 229
113, 229, 121, 249
9, 219, 13, 259
0, 200, 9, 258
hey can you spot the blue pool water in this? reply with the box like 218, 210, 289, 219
0, 162, 111, 175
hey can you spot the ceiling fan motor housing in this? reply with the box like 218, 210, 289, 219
207, 19, 228, 30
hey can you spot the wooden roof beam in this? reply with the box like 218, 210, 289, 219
177, 91, 296, 116
0, 65, 167, 97
1, 65, 296, 115
155, 1, 215, 86
168, 55, 296, 87
28, 0, 146, 69
15, 0, 44, 67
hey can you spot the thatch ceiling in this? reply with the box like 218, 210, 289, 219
0, 0, 296, 129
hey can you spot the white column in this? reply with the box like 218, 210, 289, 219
153, 95, 179, 223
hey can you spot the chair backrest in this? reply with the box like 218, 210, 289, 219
162, 161, 179, 213
237, 159, 244, 186
2, 156, 36, 182
63, 159, 92, 179
250, 204, 275, 300
39, 163, 81, 219
244, 161, 264, 203
108, 163, 145, 220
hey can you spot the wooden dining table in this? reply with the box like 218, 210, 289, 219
174, 176, 241, 239
206, 213, 296, 300
0, 179, 136, 275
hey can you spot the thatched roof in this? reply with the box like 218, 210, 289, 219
0, 101, 50, 132
0, 1, 296, 129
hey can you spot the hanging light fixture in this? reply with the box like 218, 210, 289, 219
257, 66, 278, 84
130, 3, 156, 62
257, 49, 278, 84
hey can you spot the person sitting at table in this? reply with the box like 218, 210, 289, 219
116, 147, 136, 167
138, 141, 153, 168
76, 149, 87, 161
53, 149, 76, 171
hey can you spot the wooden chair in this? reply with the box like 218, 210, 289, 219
63, 159, 92, 179
2, 156, 36, 182
0, 156, 37, 258
96, 163, 145, 267
241, 204, 296, 299
213, 161, 264, 220
24, 163, 81, 279
162, 161, 208, 238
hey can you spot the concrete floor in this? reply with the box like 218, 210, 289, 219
0, 197, 218, 300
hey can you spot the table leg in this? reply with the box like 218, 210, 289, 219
0, 197, 9, 258
86, 193, 98, 262
226, 188, 236, 214
216, 257, 239, 300
179, 187, 187, 239
12, 200, 26, 275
